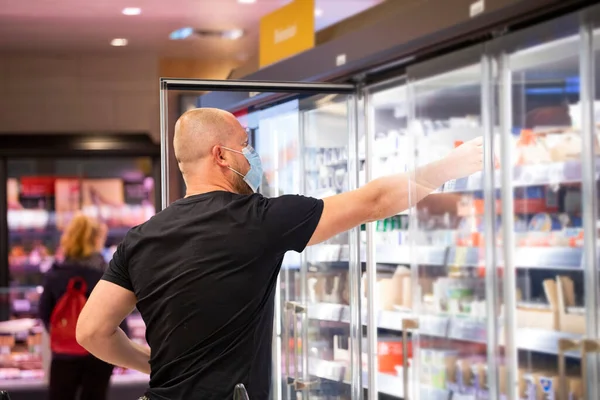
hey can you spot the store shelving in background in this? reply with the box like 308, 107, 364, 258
1, 153, 158, 388
7, 170, 156, 287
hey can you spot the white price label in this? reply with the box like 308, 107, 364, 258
13, 299, 31, 312
454, 247, 467, 267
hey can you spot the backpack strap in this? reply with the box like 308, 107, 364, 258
66, 277, 88, 294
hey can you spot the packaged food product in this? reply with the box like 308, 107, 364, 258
516, 130, 552, 165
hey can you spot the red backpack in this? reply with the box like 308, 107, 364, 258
50, 277, 89, 355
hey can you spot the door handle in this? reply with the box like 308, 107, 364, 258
580, 339, 600, 400
285, 302, 319, 391
285, 302, 306, 386
291, 302, 306, 389
285, 301, 315, 390
284, 301, 294, 385
558, 338, 580, 400
402, 318, 419, 400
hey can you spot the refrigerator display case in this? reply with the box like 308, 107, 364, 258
6, 157, 156, 287
0, 136, 159, 392
0, 287, 150, 389
160, 4, 600, 400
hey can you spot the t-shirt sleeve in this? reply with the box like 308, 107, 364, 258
261, 195, 324, 254
101, 240, 134, 292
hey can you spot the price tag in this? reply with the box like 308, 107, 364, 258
13, 299, 30, 312
454, 247, 468, 267
443, 179, 457, 192
450, 318, 485, 341
546, 162, 565, 186
540, 377, 553, 394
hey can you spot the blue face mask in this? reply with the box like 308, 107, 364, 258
222, 145, 263, 193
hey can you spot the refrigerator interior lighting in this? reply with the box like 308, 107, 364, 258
222, 29, 244, 40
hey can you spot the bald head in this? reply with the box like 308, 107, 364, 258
173, 108, 244, 175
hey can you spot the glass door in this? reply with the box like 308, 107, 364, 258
159, 79, 362, 400
489, 7, 599, 400
362, 79, 414, 400
590, 6, 600, 398
406, 46, 496, 400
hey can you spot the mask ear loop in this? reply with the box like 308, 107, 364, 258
221, 146, 243, 155
221, 146, 246, 177
228, 167, 245, 178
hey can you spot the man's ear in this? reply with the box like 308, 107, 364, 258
213, 145, 229, 167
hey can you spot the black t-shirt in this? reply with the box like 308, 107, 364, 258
102, 191, 324, 400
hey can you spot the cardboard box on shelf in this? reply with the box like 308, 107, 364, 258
515, 307, 557, 331
568, 376, 583, 400
534, 371, 558, 400
457, 360, 478, 394
308, 272, 348, 305
516, 364, 582, 400
516, 279, 559, 331
556, 276, 585, 335
390, 266, 412, 310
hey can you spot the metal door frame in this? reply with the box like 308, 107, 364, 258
160, 78, 356, 210
159, 77, 362, 400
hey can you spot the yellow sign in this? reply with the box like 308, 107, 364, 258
259, 0, 315, 68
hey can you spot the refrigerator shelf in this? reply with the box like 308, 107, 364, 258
446, 246, 583, 270
307, 357, 453, 399
376, 245, 582, 269
308, 358, 407, 399
309, 303, 583, 357
439, 158, 598, 193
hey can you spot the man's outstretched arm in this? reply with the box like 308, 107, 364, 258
77, 280, 151, 374
308, 136, 484, 246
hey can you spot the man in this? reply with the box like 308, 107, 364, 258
76, 108, 483, 399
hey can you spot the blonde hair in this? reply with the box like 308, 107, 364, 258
60, 214, 102, 260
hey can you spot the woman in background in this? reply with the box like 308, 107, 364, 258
39, 214, 127, 400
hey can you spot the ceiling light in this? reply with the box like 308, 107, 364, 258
314, 8, 323, 17
169, 28, 245, 41
238, 0, 256, 3
223, 29, 244, 40
170, 27, 194, 40
122, 7, 141, 15
110, 38, 128, 46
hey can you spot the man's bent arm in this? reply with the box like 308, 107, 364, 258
308, 137, 484, 246
77, 280, 151, 374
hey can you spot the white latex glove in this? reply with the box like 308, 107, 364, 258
442, 136, 486, 180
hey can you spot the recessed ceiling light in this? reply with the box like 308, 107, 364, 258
170, 27, 194, 40
238, 0, 256, 4
223, 29, 244, 40
314, 8, 323, 17
169, 27, 245, 41
111, 38, 128, 46
122, 7, 141, 15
